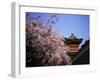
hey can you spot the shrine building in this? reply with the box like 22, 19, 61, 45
65, 33, 83, 53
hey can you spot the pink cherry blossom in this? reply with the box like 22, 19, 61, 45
26, 15, 72, 66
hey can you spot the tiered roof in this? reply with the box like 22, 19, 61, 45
65, 33, 83, 45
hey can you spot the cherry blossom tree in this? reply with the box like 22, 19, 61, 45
26, 14, 72, 67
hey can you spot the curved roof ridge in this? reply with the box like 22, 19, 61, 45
69, 33, 78, 39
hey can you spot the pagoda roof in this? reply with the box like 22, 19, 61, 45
64, 34, 83, 45
68, 33, 78, 39
65, 39, 83, 45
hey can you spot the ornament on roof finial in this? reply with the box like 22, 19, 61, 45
69, 33, 77, 39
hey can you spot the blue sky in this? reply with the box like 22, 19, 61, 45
26, 12, 90, 46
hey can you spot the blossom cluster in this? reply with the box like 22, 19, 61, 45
26, 15, 72, 66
